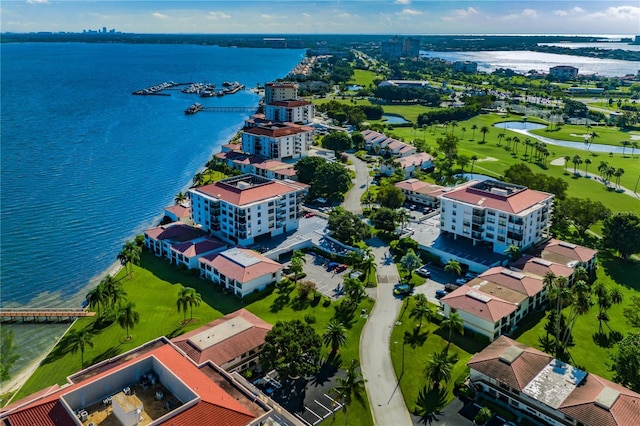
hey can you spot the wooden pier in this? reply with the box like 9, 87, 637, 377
0, 308, 96, 323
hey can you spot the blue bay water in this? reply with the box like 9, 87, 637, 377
0, 42, 303, 379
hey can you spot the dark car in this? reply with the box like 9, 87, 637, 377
393, 283, 413, 296
435, 289, 447, 299
327, 262, 339, 271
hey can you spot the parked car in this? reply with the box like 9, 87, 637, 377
464, 272, 478, 280
435, 289, 447, 299
335, 264, 348, 273
393, 283, 412, 296
456, 278, 469, 285
415, 265, 431, 278
327, 262, 339, 271
445, 283, 461, 293
315, 197, 328, 204
304, 212, 315, 218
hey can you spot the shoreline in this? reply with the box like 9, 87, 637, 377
0, 126, 246, 405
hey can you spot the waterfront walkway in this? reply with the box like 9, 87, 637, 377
0, 308, 95, 322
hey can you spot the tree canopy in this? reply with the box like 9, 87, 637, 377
260, 320, 322, 379
328, 207, 372, 246
556, 197, 611, 237
0, 328, 20, 381
503, 163, 568, 199
370, 207, 398, 232
376, 185, 405, 209
310, 161, 351, 200
323, 131, 352, 154
611, 332, 640, 392
602, 212, 640, 260
294, 156, 327, 185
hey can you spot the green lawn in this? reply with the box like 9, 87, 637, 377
14, 251, 374, 426
347, 69, 380, 89
390, 296, 486, 417
515, 253, 640, 379
529, 123, 640, 147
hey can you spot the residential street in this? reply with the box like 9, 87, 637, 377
343, 153, 412, 425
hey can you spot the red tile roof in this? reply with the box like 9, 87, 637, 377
396, 152, 432, 169
537, 239, 597, 264
171, 236, 226, 258
468, 336, 554, 391
511, 254, 574, 280
164, 204, 191, 218
442, 180, 553, 214
243, 123, 312, 138
2, 344, 256, 426
145, 222, 206, 242
476, 266, 544, 297
163, 401, 255, 426
194, 179, 301, 206
441, 285, 518, 322
199, 248, 282, 284
172, 309, 272, 366
395, 179, 445, 196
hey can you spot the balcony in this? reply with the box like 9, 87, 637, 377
472, 231, 483, 239
509, 217, 524, 225
507, 231, 523, 241
472, 217, 484, 225
472, 224, 484, 232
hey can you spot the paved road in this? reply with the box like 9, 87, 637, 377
343, 153, 370, 215
341, 152, 411, 425
360, 238, 412, 426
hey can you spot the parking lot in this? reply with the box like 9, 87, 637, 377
286, 253, 351, 300
410, 266, 456, 306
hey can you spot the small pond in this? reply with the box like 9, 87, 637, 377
348, 85, 363, 91
382, 114, 409, 124
494, 121, 546, 131
455, 173, 497, 182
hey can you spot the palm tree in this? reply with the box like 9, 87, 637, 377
410, 301, 433, 328
621, 140, 630, 157
504, 244, 522, 262
598, 161, 609, 179
290, 250, 307, 284
176, 286, 202, 322
444, 259, 462, 277
86, 282, 108, 317
396, 209, 411, 231
343, 277, 365, 305
450, 121, 458, 136
512, 136, 520, 154
584, 158, 592, 176
588, 132, 599, 151
460, 127, 467, 140
424, 349, 456, 392
361, 253, 377, 283
479, 126, 489, 143
330, 359, 366, 426
192, 172, 206, 187
441, 312, 464, 352
631, 141, 638, 158
116, 301, 140, 340
323, 319, 348, 354
117, 241, 141, 278
67, 329, 94, 368
174, 191, 187, 205
470, 124, 478, 140
469, 155, 478, 176
572, 155, 582, 175
102, 275, 126, 309
505, 136, 512, 150
563, 155, 571, 173
560, 280, 592, 352
614, 168, 624, 189
497, 132, 505, 147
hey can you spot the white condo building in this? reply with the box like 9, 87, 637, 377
264, 100, 315, 124
264, 82, 299, 103
440, 180, 554, 254
241, 122, 314, 161
189, 174, 308, 246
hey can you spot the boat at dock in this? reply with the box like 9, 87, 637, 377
222, 83, 245, 95
184, 103, 204, 115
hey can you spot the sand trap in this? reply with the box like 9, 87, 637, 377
570, 133, 592, 139
477, 157, 498, 162
630, 134, 640, 140
550, 157, 566, 166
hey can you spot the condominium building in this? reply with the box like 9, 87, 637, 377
549, 65, 579, 81
394, 179, 447, 208
241, 122, 314, 161
264, 100, 314, 124
264, 81, 298, 104
440, 180, 554, 254
469, 336, 640, 426
189, 174, 308, 246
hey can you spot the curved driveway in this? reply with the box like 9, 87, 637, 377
344, 154, 412, 425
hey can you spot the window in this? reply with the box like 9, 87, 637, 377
497, 236, 505, 242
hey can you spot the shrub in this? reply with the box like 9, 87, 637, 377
322, 299, 332, 308
304, 314, 316, 324
474, 407, 493, 425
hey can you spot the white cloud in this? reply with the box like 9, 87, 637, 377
207, 11, 231, 20
261, 14, 274, 19
302, 13, 310, 18
554, 10, 568, 17
522, 9, 537, 18
400, 8, 421, 16
554, 7, 583, 17
26, 0, 48, 3
598, 5, 640, 20
394, 0, 410, 4
572, 7, 585, 14
152, 12, 168, 19
442, 7, 479, 21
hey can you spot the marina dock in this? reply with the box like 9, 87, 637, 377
0, 308, 96, 323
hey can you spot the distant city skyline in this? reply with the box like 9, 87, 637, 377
2, 1, 639, 36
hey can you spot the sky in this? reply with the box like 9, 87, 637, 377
1, 1, 639, 36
